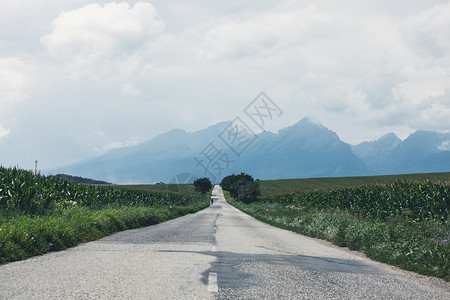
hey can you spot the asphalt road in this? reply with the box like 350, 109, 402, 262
0, 185, 448, 299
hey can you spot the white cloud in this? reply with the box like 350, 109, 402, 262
0, 123, 10, 139
0, 57, 31, 103
403, 2, 450, 58
438, 140, 450, 151
120, 83, 142, 97
92, 130, 139, 153
393, 67, 450, 104
41, 2, 165, 80
94, 140, 139, 153
200, 16, 278, 60
199, 7, 334, 60
376, 3, 450, 131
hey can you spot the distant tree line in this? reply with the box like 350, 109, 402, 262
52, 174, 112, 185
220, 172, 260, 203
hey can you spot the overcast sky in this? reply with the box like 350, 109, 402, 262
1, 0, 449, 171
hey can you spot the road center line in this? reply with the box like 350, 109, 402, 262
207, 272, 218, 292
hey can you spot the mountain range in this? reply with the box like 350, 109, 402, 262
49, 118, 450, 183
352, 129, 450, 174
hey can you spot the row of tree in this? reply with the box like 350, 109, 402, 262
193, 173, 260, 203
52, 174, 112, 185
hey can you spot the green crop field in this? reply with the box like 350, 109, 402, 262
228, 172, 450, 280
119, 183, 196, 195
0, 166, 208, 264
260, 179, 449, 221
259, 172, 450, 196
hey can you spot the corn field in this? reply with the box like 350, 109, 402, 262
261, 180, 450, 222
0, 167, 203, 215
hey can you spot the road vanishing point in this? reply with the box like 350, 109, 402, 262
0, 185, 449, 299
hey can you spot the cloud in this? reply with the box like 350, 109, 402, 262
2, 0, 450, 169
393, 66, 450, 104
0, 57, 31, 104
403, 2, 450, 58
438, 140, 450, 151
199, 7, 335, 60
92, 130, 139, 153
200, 16, 278, 60
289, 2, 450, 134
120, 83, 142, 97
41, 2, 165, 80
0, 123, 10, 139
378, 3, 450, 131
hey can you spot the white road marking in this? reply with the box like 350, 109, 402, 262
207, 272, 218, 292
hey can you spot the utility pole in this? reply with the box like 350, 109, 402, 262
35, 160, 38, 176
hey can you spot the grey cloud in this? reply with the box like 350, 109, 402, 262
1, 0, 450, 169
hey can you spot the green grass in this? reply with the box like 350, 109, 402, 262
231, 200, 449, 280
226, 173, 450, 281
118, 183, 196, 195
0, 204, 208, 264
0, 166, 209, 264
260, 180, 449, 222
259, 172, 450, 196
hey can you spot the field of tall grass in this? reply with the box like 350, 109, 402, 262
0, 166, 209, 264
227, 176, 450, 281
259, 172, 450, 195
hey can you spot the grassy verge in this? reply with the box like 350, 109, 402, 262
0, 202, 208, 264
225, 193, 449, 281
0, 166, 210, 264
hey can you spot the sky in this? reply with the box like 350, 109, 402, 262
1, 0, 450, 171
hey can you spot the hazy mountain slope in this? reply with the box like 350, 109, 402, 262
50, 122, 231, 183
383, 131, 450, 174
50, 118, 449, 184
352, 133, 402, 172
352, 130, 450, 175
239, 118, 370, 179
410, 151, 450, 173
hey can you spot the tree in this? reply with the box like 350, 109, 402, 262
236, 180, 260, 204
193, 177, 212, 194
220, 172, 260, 203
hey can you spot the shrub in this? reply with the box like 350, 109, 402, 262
221, 172, 260, 203
193, 177, 212, 194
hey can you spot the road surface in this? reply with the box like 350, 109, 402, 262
0, 185, 448, 299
